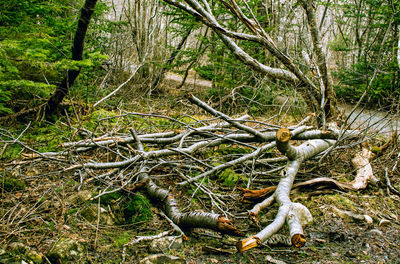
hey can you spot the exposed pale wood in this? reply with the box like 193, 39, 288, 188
331, 206, 373, 224
238, 186, 276, 202
236, 236, 260, 253
238, 128, 336, 252
350, 143, 374, 189
276, 128, 291, 143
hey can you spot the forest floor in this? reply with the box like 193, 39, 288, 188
1, 74, 400, 264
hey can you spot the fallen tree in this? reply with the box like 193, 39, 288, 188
12, 94, 377, 252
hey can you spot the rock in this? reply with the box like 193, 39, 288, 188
7, 242, 43, 263
80, 204, 115, 225
139, 254, 186, 264
66, 190, 92, 204
149, 236, 183, 253
47, 238, 84, 263
363, 215, 373, 225
369, 229, 383, 236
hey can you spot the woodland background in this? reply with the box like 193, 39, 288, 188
0, 0, 400, 263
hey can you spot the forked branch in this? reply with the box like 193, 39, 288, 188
237, 128, 335, 252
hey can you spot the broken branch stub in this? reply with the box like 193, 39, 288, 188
350, 143, 375, 189
140, 166, 243, 237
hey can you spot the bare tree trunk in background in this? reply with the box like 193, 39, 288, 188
300, 0, 337, 127
177, 27, 209, 89
46, 0, 98, 116
105, 0, 169, 95
162, 0, 338, 127
150, 27, 192, 93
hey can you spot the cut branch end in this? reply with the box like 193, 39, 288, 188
236, 236, 260, 252
276, 128, 291, 143
217, 216, 243, 236
291, 233, 306, 248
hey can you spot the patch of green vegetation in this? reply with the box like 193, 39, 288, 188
0, 144, 23, 161
90, 109, 118, 121
99, 192, 121, 206
98, 192, 152, 224
218, 168, 248, 187
324, 194, 356, 211
0, 122, 76, 162
66, 180, 76, 187
112, 231, 132, 248
1, 176, 25, 192
186, 186, 204, 197
83, 109, 118, 130
201, 145, 253, 162
123, 194, 152, 224
67, 208, 78, 216
26, 124, 67, 152
217, 144, 252, 155
333, 61, 398, 108
358, 253, 372, 260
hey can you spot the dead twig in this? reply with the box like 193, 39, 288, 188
385, 167, 400, 196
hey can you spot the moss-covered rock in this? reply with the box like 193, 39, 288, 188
80, 204, 115, 225
139, 254, 186, 264
66, 190, 92, 205
47, 237, 84, 263
1, 176, 25, 192
5, 242, 43, 264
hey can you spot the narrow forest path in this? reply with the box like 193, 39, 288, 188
164, 72, 400, 138
338, 103, 400, 138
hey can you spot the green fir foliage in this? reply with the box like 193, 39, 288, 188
0, 0, 109, 115
330, 0, 400, 108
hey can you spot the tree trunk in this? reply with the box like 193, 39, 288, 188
300, 0, 338, 126
150, 27, 192, 93
162, 0, 338, 127
45, 0, 98, 116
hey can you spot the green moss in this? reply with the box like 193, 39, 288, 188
217, 144, 252, 155
66, 180, 76, 187
67, 208, 78, 215
0, 144, 23, 161
123, 194, 152, 223
324, 194, 356, 211
98, 192, 152, 224
89, 109, 118, 121
112, 231, 132, 247
99, 192, 121, 206
1, 176, 25, 192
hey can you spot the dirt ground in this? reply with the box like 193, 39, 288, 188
1, 75, 400, 264
1, 147, 400, 264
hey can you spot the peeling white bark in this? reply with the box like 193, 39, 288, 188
238, 128, 335, 251
139, 166, 242, 236
351, 146, 374, 189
